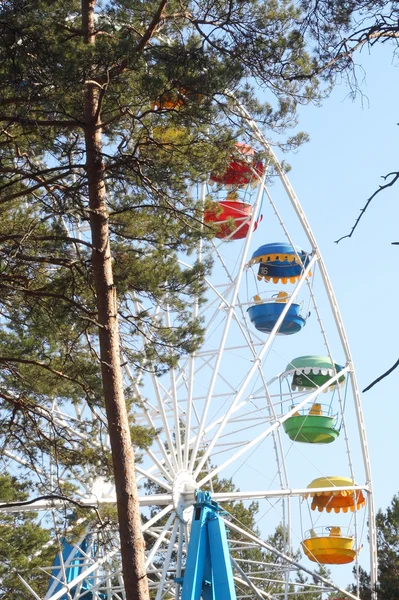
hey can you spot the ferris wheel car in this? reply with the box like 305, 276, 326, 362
209, 142, 264, 187
248, 242, 311, 284
302, 526, 358, 565
151, 87, 204, 110
247, 298, 306, 334
283, 355, 346, 391
304, 476, 366, 513
204, 199, 262, 240
282, 403, 340, 443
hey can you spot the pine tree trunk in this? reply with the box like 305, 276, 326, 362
82, 2, 149, 599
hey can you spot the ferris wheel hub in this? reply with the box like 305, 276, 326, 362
172, 470, 197, 518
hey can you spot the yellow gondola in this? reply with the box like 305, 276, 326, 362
302, 527, 358, 565
304, 476, 366, 513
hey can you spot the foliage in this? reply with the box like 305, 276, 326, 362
0, 474, 55, 599
299, 0, 399, 244
374, 495, 399, 600
349, 493, 399, 599
0, 0, 334, 514
0, 0, 384, 596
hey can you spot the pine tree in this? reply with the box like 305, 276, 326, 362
0, 1, 365, 598
0, 474, 55, 599
349, 493, 399, 599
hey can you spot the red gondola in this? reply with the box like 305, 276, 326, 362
210, 143, 264, 187
204, 200, 262, 240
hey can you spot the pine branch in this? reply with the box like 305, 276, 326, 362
135, 0, 168, 53
0, 115, 82, 127
0, 356, 94, 395
2, 252, 80, 268
0, 282, 99, 323
0, 234, 93, 249
0, 173, 72, 204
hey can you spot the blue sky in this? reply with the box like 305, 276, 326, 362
287, 42, 399, 515
5, 34, 394, 594
188, 50, 398, 583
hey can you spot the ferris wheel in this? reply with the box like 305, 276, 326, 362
0, 106, 377, 600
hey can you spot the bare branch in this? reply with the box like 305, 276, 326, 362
363, 358, 399, 393
0, 494, 103, 524
335, 171, 399, 243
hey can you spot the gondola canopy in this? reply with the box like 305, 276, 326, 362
209, 142, 264, 187
304, 476, 365, 513
283, 355, 345, 392
248, 242, 311, 284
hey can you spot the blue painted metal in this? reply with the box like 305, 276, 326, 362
47, 537, 105, 599
250, 241, 308, 262
250, 242, 310, 281
181, 491, 237, 600
247, 302, 306, 335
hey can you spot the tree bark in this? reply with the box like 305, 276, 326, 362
82, 1, 149, 599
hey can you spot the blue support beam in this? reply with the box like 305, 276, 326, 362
208, 515, 237, 600
47, 536, 106, 600
180, 492, 237, 600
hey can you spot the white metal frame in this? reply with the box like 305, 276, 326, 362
0, 101, 377, 600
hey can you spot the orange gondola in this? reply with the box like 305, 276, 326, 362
151, 88, 203, 110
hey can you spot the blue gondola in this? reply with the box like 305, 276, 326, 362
248, 242, 311, 284
247, 301, 306, 335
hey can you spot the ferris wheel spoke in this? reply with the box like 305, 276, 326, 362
145, 449, 176, 484
231, 565, 276, 600
149, 370, 180, 473
45, 545, 121, 600
197, 368, 350, 487
184, 351, 196, 470
124, 364, 177, 477
165, 365, 183, 469
142, 504, 174, 533
3, 449, 47, 479
229, 311, 288, 489
136, 465, 173, 490
188, 187, 266, 474
155, 519, 180, 600
193, 257, 318, 479
180, 399, 250, 463
127, 297, 181, 472
145, 511, 176, 569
